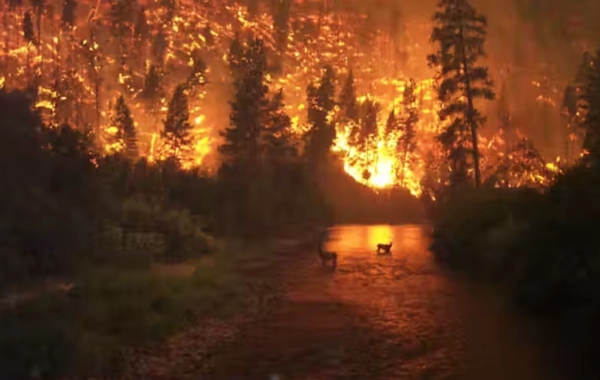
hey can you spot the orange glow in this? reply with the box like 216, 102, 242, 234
0, 0, 559, 194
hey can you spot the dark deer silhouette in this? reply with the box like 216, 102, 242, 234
377, 242, 393, 254
318, 245, 337, 269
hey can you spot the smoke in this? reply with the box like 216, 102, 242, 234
326, 0, 600, 159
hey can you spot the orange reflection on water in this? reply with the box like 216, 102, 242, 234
326, 224, 426, 256
367, 225, 394, 251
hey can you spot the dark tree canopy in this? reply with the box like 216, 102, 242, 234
23, 12, 35, 44
220, 37, 270, 172
305, 65, 336, 166
339, 70, 359, 123
428, 0, 494, 188
397, 79, 418, 186
139, 64, 163, 103
264, 88, 296, 161
162, 84, 193, 157
110, 95, 138, 159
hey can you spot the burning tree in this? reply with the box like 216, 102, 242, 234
338, 69, 359, 123
186, 50, 207, 97
428, 0, 495, 189
355, 98, 380, 180
305, 65, 336, 167
397, 79, 419, 187
162, 84, 193, 159
109, 0, 135, 72
139, 64, 164, 130
108, 95, 138, 159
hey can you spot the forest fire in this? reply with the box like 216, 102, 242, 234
0, 0, 561, 193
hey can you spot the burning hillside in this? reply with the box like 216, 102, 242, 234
0, 0, 565, 195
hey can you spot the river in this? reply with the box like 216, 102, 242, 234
182, 225, 571, 379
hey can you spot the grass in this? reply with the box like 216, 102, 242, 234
0, 240, 283, 379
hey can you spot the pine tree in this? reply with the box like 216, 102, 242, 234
220, 37, 270, 172
397, 79, 418, 187
23, 11, 34, 43
152, 29, 167, 67
578, 48, 600, 165
305, 65, 336, 166
428, 0, 494, 188
385, 110, 397, 136
338, 69, 358, 123
140, 64, 163, 103
358, 98, 379, 144
110, 95, 138, 159
162, 84, 193, 158
271, 0, 290, 55
264, 88, 296, 161
356, 98, 379, 180
227, 32, 244, 79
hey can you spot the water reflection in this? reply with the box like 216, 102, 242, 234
321, 224, 466, 378
325, 224, 429, 259
320, 224, 560, 380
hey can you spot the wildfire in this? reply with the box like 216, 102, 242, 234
0, 0, 559, 195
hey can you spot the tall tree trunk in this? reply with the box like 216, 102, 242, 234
458, 22, 482, 188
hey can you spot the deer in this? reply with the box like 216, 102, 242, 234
377, 242, 393, 255
318, 244, 337, 269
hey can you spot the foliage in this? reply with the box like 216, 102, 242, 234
162, 84, 193, 158
22, 12, 35, 44
108, 95, 138, 159
428, 0, 495, 188
397, 79, 418, 186
139, 64, 163, 103
0, 243, 278, 379
264, 89, 297, 162
218, 38, 322, 236
338, 69, 359, 123
220, 37, 270, 174
305, 65, 336, 166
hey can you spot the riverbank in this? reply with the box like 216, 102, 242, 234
429, 171, 600, 312
0, 237, 313, 379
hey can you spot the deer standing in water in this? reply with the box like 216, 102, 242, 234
377, 242, 393, 255
318, 243, 337, 269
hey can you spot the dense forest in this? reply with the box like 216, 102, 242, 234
2, 0, 600, 377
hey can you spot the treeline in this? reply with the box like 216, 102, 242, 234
426, 0, 600, 311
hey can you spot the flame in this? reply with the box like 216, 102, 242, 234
0, 0, 559, 196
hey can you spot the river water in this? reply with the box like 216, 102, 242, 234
203, 224, 568, 379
